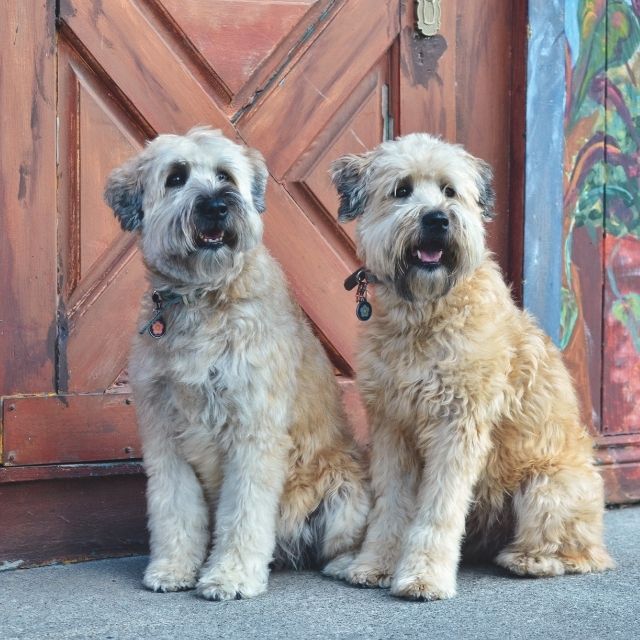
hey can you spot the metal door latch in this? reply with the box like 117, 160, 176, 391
417, 0, 441, 37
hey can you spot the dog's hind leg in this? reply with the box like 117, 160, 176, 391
318, 460, 370, 566
273, 445, 370, 571
495, 466, 614, 576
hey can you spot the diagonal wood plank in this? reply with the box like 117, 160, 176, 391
157, 0, 319, 96
238, 0, 401, 178
65, 247, 145, 392
264, 178, 360, 371
60, 0, 234, 136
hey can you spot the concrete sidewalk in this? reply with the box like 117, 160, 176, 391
1, 507, 638, 640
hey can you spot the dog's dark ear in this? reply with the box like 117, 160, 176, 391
104, 157, 145, 232
475, 159, 496, 220
331, 154, 370, 222
245, 147, 268, 214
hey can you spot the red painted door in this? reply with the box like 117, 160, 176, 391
1, 0, 525, 563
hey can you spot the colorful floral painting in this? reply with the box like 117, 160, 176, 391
562, 0, 640, 432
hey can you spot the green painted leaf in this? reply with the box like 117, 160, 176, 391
607, 1, 640, 69
560, 287, 579, 351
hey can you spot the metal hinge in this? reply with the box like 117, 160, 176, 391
417, 0, 442, 37
381, 84, 394, 142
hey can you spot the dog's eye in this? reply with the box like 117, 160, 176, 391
216, 170, 231, 183
165, 163, 189, 189
393, 180, 413, 199
443, 184, 457, 198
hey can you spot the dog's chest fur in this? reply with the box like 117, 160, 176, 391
130, 251, 302, 445
359, 264, 513, 431
155, 304, 258, 432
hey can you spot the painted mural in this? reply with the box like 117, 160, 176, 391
562, 0, 640, 434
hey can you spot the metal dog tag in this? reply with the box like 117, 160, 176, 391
149, 316, 166, 338
356, 299, 372, 322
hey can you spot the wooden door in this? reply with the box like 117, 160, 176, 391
1, 0, 525, 564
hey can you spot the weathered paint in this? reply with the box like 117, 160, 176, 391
523, 0, 566, 345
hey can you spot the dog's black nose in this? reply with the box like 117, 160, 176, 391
203, 197, 228, 220
421, 210, 449, 232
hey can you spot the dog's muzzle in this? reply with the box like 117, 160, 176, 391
193, 191, 239, 250
409, 210, 450, 270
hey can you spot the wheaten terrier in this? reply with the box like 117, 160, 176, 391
323, 133, 613, 600
104, 127, 370, 601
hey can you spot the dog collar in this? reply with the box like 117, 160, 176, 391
344, 267, 379, 291
344, 267, 379, 322
139, 290, 186, 338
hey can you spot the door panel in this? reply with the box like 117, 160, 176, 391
3, 394, 139, 466
157, 0, 320, 98
59, 0, 234, 134
57, 40, 148, 396
0, 1, 57, 398
287, 57, 390, 251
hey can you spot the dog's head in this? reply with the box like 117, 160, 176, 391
332, 133, 495, 301
104, 127, 268, 286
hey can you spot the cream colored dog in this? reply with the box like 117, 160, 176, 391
104, 127, 369, 601
324, 133, 613, 600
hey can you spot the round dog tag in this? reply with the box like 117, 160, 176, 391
149, 317, 166, 338
356, 300, 372, 321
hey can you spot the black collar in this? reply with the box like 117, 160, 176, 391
344, 267, 380, 291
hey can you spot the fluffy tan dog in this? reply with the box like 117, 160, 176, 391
104, 127, 369, 601
323, 133, 613, 600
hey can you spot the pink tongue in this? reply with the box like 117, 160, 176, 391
417, 249, 443, 263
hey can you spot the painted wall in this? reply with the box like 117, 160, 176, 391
563, 0, 640, 433
524, 0, 566, 344
526, 0, 640, 501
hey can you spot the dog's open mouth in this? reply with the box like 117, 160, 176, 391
194, 226, 239, 251
409, 241, 446, 270
197, 229, 225, 246
413, 247, 443, 265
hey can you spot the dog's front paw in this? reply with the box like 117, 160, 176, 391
143, 561, 198, 593
326, 555, 393, 589
196, 570, 267, 601
348, 565, 393, 589
391, 573, 456, 601
322, 553, 355, 580
495, 549, 565, 577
